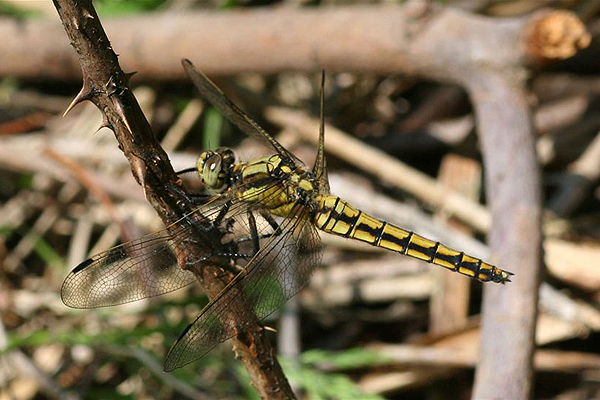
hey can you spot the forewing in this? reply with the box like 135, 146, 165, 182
61, 200, 224, 308
61, 178, 289, 309
164, 205, 322, 371
61, 228, 196, 309
182, 59, 302, 165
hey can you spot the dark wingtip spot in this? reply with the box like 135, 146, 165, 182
175, 322, 193, 343
72, 258, 94, 273
164, 323, 194, 372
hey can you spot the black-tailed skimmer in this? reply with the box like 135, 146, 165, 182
61, 59, 513, 371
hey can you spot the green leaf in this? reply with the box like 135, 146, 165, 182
203, 107, 223, 150
95, 0, 168, 17
0, 1, 41, 19
31, 234, 64, 271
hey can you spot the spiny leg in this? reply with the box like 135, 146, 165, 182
235, 211, 282, 245
187, 193, 213, 206
198, 211, 285, 280
198, 209, 265, 263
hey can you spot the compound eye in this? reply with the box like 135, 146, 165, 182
196, 151, 213, 173
202, 153, 223, 188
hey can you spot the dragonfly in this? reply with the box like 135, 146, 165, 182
61, 59, 513, 372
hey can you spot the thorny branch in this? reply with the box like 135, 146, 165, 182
51, 1, 296, 399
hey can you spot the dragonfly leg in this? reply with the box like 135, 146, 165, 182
194, 257, 246, 278
187, 193, 213, 206
198, 210, 283, 272
213, 201, 232, 225
247, 209, 260, 255
234, 211, 282, 245
165, 183, 197, 204
175, 167, 197, 175
261, 212, 281, 233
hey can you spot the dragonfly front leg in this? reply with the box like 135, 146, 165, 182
235, 211, 281, 245
216, 209, 263, 259
206, 210, 282, 261
196, 209, 259, 264
187, 192, 213, 206
195, 210, 283, 280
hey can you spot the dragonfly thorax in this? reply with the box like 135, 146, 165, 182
196, 148, 236, 194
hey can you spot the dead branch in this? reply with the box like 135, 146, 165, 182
366, 344, 600, 373
468, 69, 541, 400
0, 6, 589, 80
548, 130, 600, 217
51, 1, 295, 398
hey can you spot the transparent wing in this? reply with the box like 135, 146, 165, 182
61, 180, 287, 309
182, 59, 302, 166
164, 205, 321, 371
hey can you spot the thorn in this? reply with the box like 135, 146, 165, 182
105, 75, 118, 97
263, 325, 277, 333
63, 84, 92, 117
83, 8, 94, 19
95, 115, 112, 133
124, 71, 137, 84
122, 115, 133, 134
114, 100, 133, 134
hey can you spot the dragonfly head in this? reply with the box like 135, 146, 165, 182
196, 147, 235, 193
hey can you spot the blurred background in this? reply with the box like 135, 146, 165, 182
0, 0, 599, 399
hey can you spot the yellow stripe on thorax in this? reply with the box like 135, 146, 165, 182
240, 155, 282, 180
236, 154, 303, 218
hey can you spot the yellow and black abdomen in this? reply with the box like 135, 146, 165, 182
314, 195, 512, 283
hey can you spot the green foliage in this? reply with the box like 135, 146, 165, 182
0, 224, 64, 270
95, 0, 169, 17
17, 173, 34, 190
203, 107, 224, 150
6, 322, 152, 350
219, 0, 238, 9
234, 363, 262, 400
31, 233, 64, 271
0, 1, 41, 19
281, 357, 385, 400
0, 76, 19, 104
87, 389, 134, 400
